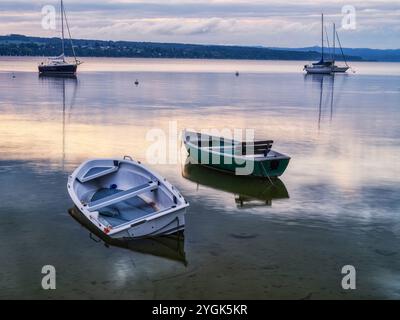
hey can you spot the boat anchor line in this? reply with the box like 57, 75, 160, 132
260, 162, 275, 186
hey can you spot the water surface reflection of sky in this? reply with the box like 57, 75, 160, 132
0, 58, 399, 299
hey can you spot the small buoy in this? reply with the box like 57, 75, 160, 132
12, 73, 16, 79
235, 71, 239, 77
134, 79, 139, 86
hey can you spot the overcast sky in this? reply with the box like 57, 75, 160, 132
1, 0, 399, 49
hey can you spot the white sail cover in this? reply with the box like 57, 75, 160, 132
48, 54, 65, 61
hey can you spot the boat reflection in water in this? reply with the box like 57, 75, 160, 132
68, 207, 187, 265
38, 73, 78, 169
39, 73, 77, 80
182, 162, 289, 208
303, 73, 346, 129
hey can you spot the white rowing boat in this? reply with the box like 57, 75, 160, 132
67, 156, 188, 239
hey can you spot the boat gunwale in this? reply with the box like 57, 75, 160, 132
105, 204, 188, 236
184, 140, 290, 162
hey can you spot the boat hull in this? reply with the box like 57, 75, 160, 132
110, 208, 185, 239
38, 63, 77, 74
332, 66, 349, 73
74, 205, 186, 240
184, 142, 290, 178
67, 158, 188, 240
305, 66, 332, 74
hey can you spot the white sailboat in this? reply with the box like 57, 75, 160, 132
304, 14, 333, 74
304, 14, 352, 74
331, 23, 350, 73
38, 0, 82, 75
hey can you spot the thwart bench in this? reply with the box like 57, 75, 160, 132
87, 181, 158, 212
77, 164, 119, 183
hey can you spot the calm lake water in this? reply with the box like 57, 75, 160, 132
0, 57, 399, 299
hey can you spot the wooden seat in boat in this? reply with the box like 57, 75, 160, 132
87, 181, 158, 212
241, 141, 273, 156
77, 165, 119, 183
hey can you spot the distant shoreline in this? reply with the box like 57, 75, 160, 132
1, 34, 367, 62
0, 55, 377, 63
2, 34, 400, 62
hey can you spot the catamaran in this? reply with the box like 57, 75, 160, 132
38, 0, 82, 75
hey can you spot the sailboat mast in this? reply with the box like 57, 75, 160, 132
321, 13, 324, 61
333, 23, 336, 62
61, 0, 65, 57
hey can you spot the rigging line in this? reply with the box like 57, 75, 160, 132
60, 0, 64, 57
324, 27, 332, 60
62, 4, 78, 64
336, 31, 349, 68
332, 23, 336, 62
321, 13, 324, 61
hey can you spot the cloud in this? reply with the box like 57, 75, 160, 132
0, 0, 399, 48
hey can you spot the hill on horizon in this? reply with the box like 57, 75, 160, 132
268, 46, 400, 62
0, 34, 367, 62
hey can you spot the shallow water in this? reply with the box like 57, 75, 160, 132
0, 57, 400, 299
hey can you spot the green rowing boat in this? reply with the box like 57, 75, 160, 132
182, 130, 290, 178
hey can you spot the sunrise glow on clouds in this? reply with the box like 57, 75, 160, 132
0, 0, 399, 48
